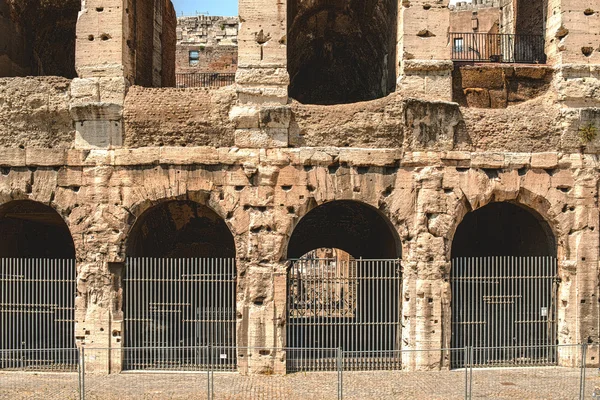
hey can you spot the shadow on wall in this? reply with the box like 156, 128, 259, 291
0, 0, 79, 78
287, 0, 397, 105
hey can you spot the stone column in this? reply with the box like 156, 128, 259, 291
398, 0, 453, 101
72, 161, 129, 372
232, 0, 291, 149
401, 168, 450, 370
72, 0, 129, 148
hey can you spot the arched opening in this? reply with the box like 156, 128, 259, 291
0, 200, 77, 369
287, 0, 398, 105
451, 202, 558, 368
0, 0, 79, 78
123, 200, 236, 371
286, 201, 401, 371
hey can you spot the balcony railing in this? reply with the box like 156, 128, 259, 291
175, 72, 236, 88
449, 33, 546, 64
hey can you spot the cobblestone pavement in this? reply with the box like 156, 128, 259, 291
1, 368, 600, 399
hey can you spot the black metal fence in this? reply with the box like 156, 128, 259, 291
449, 32, 546, 64
175, 72, 235, 88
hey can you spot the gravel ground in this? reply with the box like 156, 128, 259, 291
1, 368, 599, 399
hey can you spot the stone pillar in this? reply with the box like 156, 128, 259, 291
72, 0, 129, 148
401, 168, 450, 370
398, 0, 453, 101
72, 162, 129, 372
232, 0, 291, 148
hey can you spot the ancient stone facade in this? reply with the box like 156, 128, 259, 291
0, 0, 600, 374
176, 16, 238, 74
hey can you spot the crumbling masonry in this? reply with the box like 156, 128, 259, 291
0, 0, 600, 374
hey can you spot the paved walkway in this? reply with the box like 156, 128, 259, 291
1, 368, 599, 399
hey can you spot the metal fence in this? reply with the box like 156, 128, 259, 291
0, 258, 77, 369
0, 344, 594, 399
451, 256, 558, 368
286, 259, 402, 372
175, 72, 236, 88
123, 258, 237, 371
449, 32, 546, 64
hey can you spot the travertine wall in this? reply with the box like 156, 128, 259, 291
1, 0, 600, 374
0, 146, 596, 371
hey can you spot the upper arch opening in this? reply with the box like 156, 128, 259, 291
126, 200, 235, 258
287, 200, 401, 259
452, 202, 556, 258
0, 0, 79, 78
287, 0, 397, 105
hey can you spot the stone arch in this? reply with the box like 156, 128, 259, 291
121, 191, 239, 260
0, 0, 80, 78
451, 201, 556, 258
448, 194, 560, 368
286, 199, 402, 260
0, 199, 77, 358
121, 195, 238, 370
0, 199, 76, 258
125, 197, 236, 258
447, 187, 563, 262
287, 0, 398, 105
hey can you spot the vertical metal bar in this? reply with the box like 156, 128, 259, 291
464, 346, 468, 400
337, 347, 343, 400
580, 343, 588, 400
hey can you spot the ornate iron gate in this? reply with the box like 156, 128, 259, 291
286, 258, 401, 371
0, 259, 77, 370
123, 258, 237, 371
451, 256, 558, 368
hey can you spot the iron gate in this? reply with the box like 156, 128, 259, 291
451, 256, 558, 368
123, 258, 237, 371
0, 258, 77, 370
286, 258, 401, 371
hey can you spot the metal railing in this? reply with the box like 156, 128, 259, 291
0, 258, 77, 369
449, 32, 546, 64
451, 256, 558, 368
175, 72, 236, 88
0, 344, 593, 399
286, 259, 401, 372
123, 258, 237, 371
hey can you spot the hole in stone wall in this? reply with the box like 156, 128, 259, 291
287, 0, 398, 104
0, 0, 79, 78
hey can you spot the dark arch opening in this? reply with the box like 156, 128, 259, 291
0, 0, 79, 78
0, 200, 75, 258
124, 200, 236, 370
450, 202, 558, 368
0, 200, 76, 363
287, 200, 401, 259
286, 200, 401, 370
287, 0, 397, 105
127, 200, 235, 258
452, 202, 556, 258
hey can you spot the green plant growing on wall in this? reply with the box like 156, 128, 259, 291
579, 122, 598, 143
